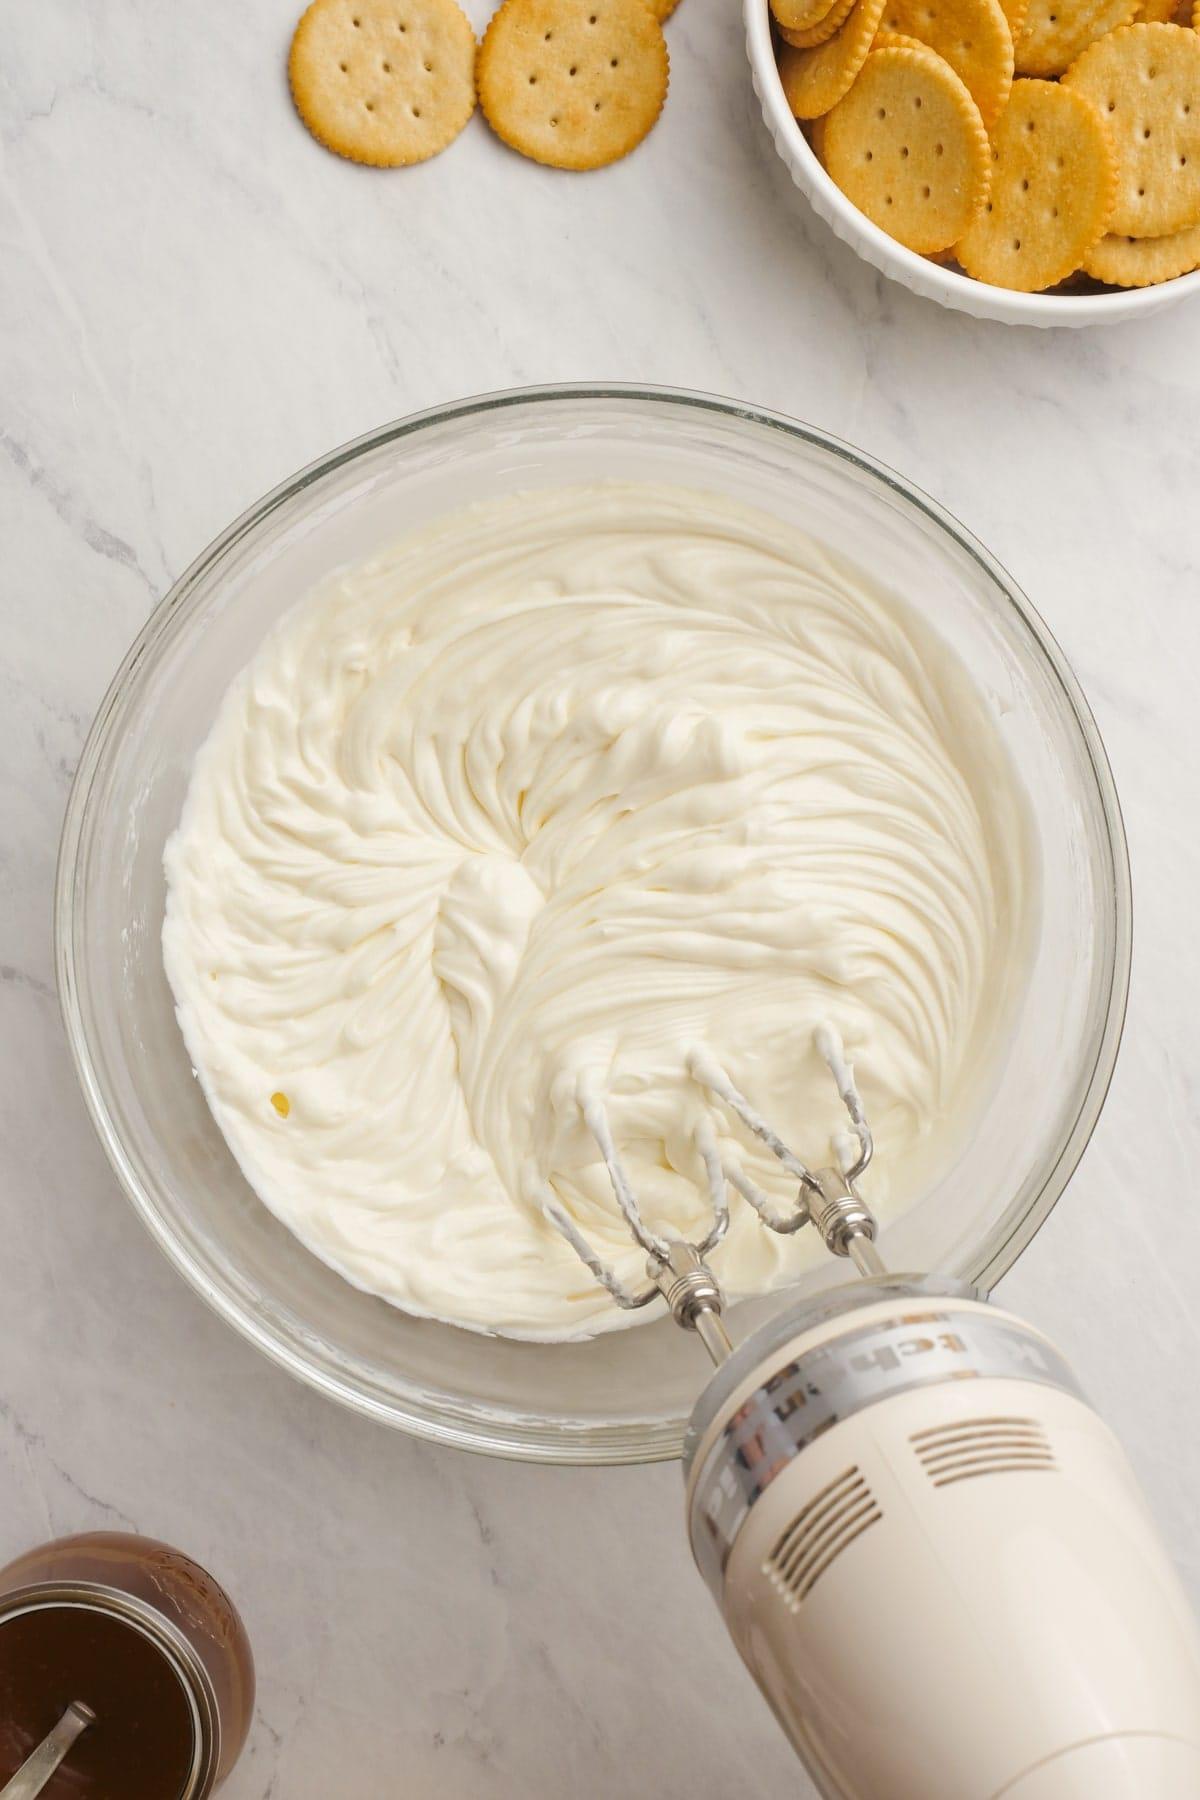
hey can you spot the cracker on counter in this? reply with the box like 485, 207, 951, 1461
820, 43, 990, 249
773, 0, 844, 35
1014, 0, 1137, 74
780, 0, 859, 48
477, 0, 669, 169
1063, 23, 1200, 234
778, 0, 889, 116
1082, 216, 1200, 282
289, 0, 476, 165
956, 78, 1116, 287
878, 0, 1014, 123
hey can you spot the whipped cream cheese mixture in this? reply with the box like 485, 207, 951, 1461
163, 485, 1034, 1339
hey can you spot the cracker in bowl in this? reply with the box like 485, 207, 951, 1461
820, 43, 991, 250
1062, 23, 1200, 235
956, 79, 1116, 288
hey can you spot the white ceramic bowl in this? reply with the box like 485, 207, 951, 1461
57, 386, 1130, 1463
745, 0, 1200, 326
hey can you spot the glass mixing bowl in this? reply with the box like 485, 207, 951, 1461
55, 386, 1131, 1464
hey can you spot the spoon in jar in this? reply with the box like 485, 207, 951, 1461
1, 1702, 97, 1798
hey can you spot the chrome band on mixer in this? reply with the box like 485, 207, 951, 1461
687, 1309, 1081, 1598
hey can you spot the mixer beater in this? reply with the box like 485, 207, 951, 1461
544, 1028, 884, 1360
543, 1031, 1200, 1800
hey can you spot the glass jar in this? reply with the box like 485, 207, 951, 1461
0, 1532, 254, 1797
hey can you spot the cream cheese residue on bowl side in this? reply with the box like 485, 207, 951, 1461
162, 483, 1035, 1340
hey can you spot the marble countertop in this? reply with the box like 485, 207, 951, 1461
3, 1, 1200, 1793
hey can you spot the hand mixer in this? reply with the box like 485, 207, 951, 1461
545, 1035, 1200, 1800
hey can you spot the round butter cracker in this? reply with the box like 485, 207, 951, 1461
779, 0, 889, 117
821, 43, 990, 250
780, 0, 859, 47
289, 0, 476, 166
1014, 0, 1137, 75
1063, 23, 1200, 235
956, 78, 1116, 288
773, 0, 843, 34
879, 0, 1014, 123
477, 0, 669, 170
1083, 216, 1200, 282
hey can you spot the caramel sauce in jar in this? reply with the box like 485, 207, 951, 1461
0, 1534, 254, 1798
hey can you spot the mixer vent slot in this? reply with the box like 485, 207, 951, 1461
764, 1466, 882, 1608
911, 1416, 1056, 1488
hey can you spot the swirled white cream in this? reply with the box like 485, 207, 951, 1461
163, 484, 1033, 1340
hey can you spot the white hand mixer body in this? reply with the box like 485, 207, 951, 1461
545, 1043, 1200, 1799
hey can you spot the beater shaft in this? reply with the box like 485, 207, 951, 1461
847, 1235, 887, 1278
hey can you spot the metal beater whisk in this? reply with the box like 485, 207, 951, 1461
542, 1026, 885, 1366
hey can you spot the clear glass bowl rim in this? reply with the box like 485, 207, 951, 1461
54, 382, 1133, 1462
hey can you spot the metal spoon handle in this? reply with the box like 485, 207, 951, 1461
0, 1701, 96, 1798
